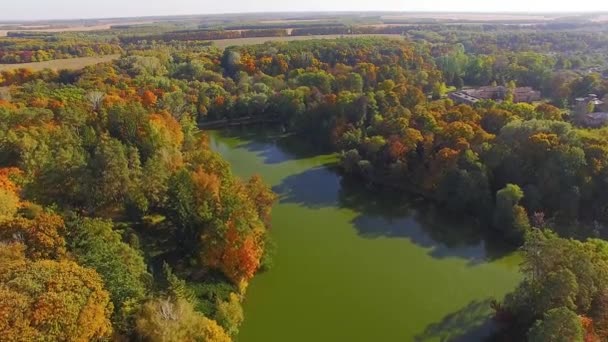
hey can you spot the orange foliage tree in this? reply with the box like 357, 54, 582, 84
141, 90, 158, 108
246, 174, 277, 226
204, 221, 264, 285
0, 212, 67, 260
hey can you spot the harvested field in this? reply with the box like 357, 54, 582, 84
0, 21, 153, 36
0, 54, 120, 72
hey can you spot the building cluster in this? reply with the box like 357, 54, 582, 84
576, 94, 608, 127
575, 94, 604, 111
448, 86, 541, 105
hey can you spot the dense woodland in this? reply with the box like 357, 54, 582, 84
0, 41, 276, 340
3, 20, 608, 341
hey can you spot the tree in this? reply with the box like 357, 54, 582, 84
0, 188, 18, 222
166, 169, 198, 250
85, 91, 105, 111
68, 217, 149, 332
203, 223, 264, 285
528, 307, 583, 342
535, 269, 579, 314
162, 91, 190, 120
480, 108, 514, 134
0, 243, 113, 342
90, 137, 134, 209
142, 90, 158, 108
591, 290, 608, 339
536, 103, 562, 121
216, 292, 244, 337
493, 184, 530, 243
135, 297, 230, 342
245, 175, 276, 227
296, 71, 334, 93
0, 212, 67, 260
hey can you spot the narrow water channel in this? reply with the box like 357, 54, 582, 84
209, 128, 522, 342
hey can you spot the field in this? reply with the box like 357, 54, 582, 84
0, 54, 120, 72
211, 33, 404, 49
380, 13, 562, 22
0, 21, 154, 37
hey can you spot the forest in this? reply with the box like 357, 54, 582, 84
3, 16, 608, 341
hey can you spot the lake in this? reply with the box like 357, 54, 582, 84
209, 128, 522, 342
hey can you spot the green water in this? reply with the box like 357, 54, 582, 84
209, 128, 522, 342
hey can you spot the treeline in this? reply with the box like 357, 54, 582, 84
222, 22, 345, 30
118, 29, 290, 43
0, 48, 275, 340
0, 37, 122, 64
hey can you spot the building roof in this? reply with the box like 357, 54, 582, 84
587, 112, 608, 120
449, 92, 480, 103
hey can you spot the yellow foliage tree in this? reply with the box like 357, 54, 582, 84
217, 292, 244, 337
0, 189, 19, 223
0, 243, 113, 342
149, 112, 185, 149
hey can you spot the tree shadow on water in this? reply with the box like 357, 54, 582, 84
272, 167, 513, 262
414, 298, 499, 342
218, 126, 330, 165
338, 177, 511, 263
273, 166, 342, 208
218, 128, 516, 262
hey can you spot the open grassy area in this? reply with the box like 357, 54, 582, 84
0, 54, 120, 72
212, 34, 404, 49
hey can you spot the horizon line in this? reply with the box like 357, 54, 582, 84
2, 9, 608, 23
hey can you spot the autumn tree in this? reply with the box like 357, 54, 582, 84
216, 292, 244, 337
142, 90, 158, 108
0, 243, 113, 342
0, 212, 67, 260
245, 174, 276, 226
0, 188, 18, 222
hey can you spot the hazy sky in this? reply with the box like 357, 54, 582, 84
2, 0, 608, 21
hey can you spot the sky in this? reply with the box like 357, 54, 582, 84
2, 0, 608, 21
